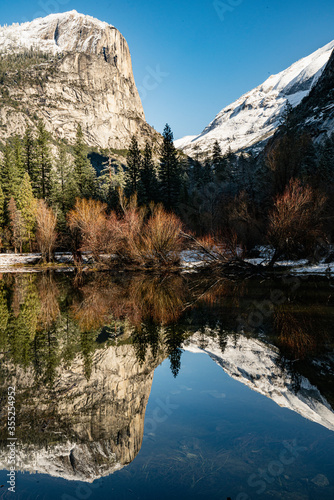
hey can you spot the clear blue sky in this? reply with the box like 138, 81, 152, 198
1, 0, 334, 139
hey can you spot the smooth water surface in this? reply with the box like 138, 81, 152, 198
0, 272, 333, 499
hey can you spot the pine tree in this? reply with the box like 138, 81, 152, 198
17, 173, 37, 251
126, 136, 142, 196
1, 140, 22, 201
280, 101, 295, 133
203, 160, 213, 184
52, 143, 78, 213
139, 142, 158, 204
35, 120, 52, 199
212, 140, 227, 181
12, 135, 25, 178
99, 152, 125, 207
73, 124, 97, 198
23, 125, 36, 179
317, 135, 334, 185
0, 185, 4, 228
159, 124, 181, 210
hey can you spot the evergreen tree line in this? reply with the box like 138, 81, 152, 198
0, 112, 333, 257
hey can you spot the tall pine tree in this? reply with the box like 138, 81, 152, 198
16, 173, 37, 251
0, 185, 4, 228
73, 124, 96, 198
23, 125, 36, 180
139, 142, 157, 204
212, 140, 228, 181
1, 140, 22, 202
125, 136, 142, 196
35, 120, 52, 200
159, 124, 181, 210
52, 143, 78, 213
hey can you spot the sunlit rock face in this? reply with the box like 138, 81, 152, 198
0, 344, 165, 482
0, 11, 160, 149
175, 40, 334, 157
184, 333, 334, 432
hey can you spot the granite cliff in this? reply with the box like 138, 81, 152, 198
0, 11, 160, 149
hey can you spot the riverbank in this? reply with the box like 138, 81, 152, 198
0, 251, 333, 276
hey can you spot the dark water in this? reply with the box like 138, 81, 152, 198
0, 271, 333, 499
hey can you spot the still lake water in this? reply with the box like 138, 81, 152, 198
0, 271, 333, 499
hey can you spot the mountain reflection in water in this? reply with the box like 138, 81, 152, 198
0, 271, 333, 483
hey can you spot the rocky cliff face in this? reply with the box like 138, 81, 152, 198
175, 40, 334, 158
286, 49, 334, 142
0, 344, 165, 482
0, 11, 160, 149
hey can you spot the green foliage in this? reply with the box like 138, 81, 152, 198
16, 172, 37, 249
73, 124, 97, 198
0, 184, 4, 227
212, 140, 228, 181
34, 120, 52, 199
23, 125, 36, 179
51, 143, 78, 217
317, 133, 334, 185
1, 138, 24, 201
139, 142, 158, 204
0, 49, 61, 88
125, 135, 142, 196
99, 152, 125, 207
159, 124, 181, 210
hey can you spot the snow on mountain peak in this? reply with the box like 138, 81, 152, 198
0, 11, 114, 55
175, 40, 334, 157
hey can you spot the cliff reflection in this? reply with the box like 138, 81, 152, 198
0, 272, 333, 481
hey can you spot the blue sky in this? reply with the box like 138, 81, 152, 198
1, 0, 334, 139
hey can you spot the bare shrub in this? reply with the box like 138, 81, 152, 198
141, 205, 183, 265
36, 200, 58, 262
267, 179, 327, 264
8, 197, 26, 253
182, 231, 242, 265
67, 198, 110, 260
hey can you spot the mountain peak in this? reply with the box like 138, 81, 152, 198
175, 39, 334, 157
0, 11, 114, 55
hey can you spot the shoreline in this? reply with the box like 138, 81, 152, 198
0, 252, 333, 276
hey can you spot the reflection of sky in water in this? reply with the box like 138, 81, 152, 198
0, 273, 333, 499
1, 351, 333, 500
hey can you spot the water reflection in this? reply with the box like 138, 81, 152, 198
0, 271, 333, 483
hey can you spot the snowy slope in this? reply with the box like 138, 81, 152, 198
0, 10, 113, 55
183, 333, 334, 431
175, 40, 334, 157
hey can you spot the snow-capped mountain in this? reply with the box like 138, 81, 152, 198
0, 10, 112, 55
0, 11, 160, 149
175, 40, 334, 158
184, 333, 334, 432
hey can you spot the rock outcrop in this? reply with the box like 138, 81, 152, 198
0, 11, 160, 149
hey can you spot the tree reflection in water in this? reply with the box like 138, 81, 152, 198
0, 271, 332, 384
0, 271, 333, 484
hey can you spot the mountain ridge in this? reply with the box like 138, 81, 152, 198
175, 40, 334, 158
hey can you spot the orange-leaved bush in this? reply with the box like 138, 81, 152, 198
141, 205, 183, 265
36, 200, 58, 262
67, 198, 111, 260
267, 178, 327, 264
